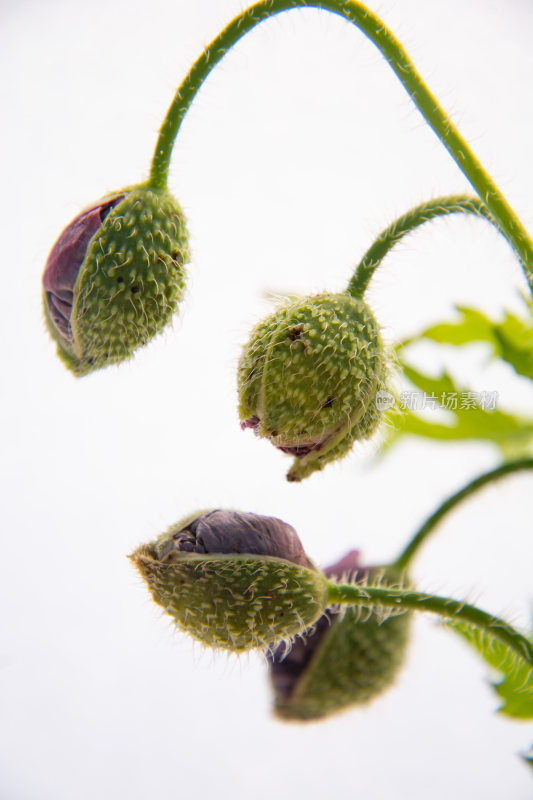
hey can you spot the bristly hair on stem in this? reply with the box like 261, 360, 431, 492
327, 580, 533, 671
148, 0, 533, 289
393, 458, 533, 573
347, 195, 498, 299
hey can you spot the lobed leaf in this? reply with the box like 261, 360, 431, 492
407, 301, 533, 381
446, 620, 533, 719
381, 303, 533, 456
382, 367, 533, 457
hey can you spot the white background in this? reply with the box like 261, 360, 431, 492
1, 0, 533, 797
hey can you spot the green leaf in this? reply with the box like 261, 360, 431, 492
446, 620, 533, 719
382, 366, 533, 458
419, 306, 497, 347
400, 364, 457, 396
379, 300, 533, 455
410, 303, 533, 381
493, 311, 533, 380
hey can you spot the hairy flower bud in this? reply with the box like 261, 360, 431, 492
268, 550, 410, 721
237, 293, 387, 481
130, 510, 329, 652
42, 183, 189, 375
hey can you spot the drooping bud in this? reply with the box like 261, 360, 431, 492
237, 293, 387, 481
130, 510, 329, 652
268, 550, 410, 721
42, 183, 189, 376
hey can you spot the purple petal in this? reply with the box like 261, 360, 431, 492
268, 550, 369, 698
324, 549, 366, 582
240, 416, 260, 432
269, 614, 332, 699
42, 194, 124, 340
169, 510, 314, 569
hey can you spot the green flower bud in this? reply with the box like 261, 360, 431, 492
268, 551, 410, 721
130, 510, 329, 652
237, 293, 387, 481
42, 183, 189, 376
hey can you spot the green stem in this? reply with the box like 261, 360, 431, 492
347, 195, 493, 298
392, 458, 533, 573
148, 0, 533, 290
327, 580, 533, 668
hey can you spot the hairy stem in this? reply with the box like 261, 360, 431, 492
392, 458, 533, 573
347, 195, 493, 298
148, 0, 533, 288
327, 581, 533, 668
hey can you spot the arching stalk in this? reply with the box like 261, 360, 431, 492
148, 0, 533, 289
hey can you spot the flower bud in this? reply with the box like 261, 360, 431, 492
42, 183, 189, 375
268, 550, 410, 721
237, 293, 387, 481
130, 510, 329, 652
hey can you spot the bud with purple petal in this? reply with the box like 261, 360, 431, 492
237, 293, 388, 481
268, 550, 410, 720
42, 183, 189, 375
130, 510, 329, 652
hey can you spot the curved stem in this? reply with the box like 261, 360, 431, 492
148, 0, 533, 289
392, 458, 533, 573
347, 195, 493, 299
327, 581, 533, 668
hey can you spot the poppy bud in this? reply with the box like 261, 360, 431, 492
237, 293, 387, 481
130, 510, 329, 652
42, 183, 189, 375
268, 550, 410, 721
